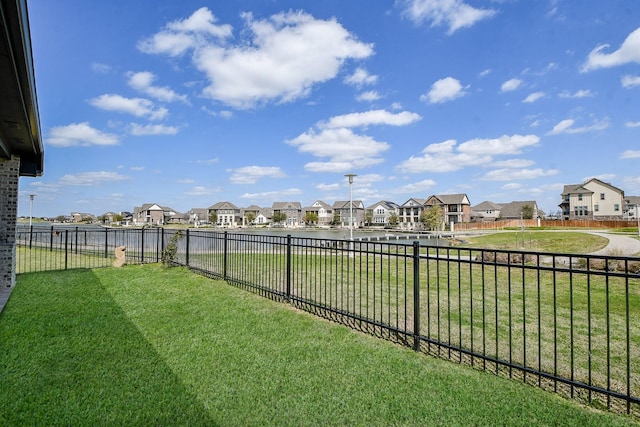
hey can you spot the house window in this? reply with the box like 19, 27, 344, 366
594, 204, 599, 212
600, 193, 605, 200
614, 204, 620, 212
564, 195, 569, 202
578, 194, 583, 201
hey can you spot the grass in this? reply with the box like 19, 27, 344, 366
1, 265, 636, 426
458, 231, 609, 253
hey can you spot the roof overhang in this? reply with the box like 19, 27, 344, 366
0, 0, 43, 176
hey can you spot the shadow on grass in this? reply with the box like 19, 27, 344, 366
0, 269, 215, 426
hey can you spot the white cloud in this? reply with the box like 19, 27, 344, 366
287, 127, 389, 173
356, 91, 382, 102
523, 91, 545, 103
344, 68, 378, 87
558, 89, 594, 98
621, 150, 640, 159
581, 28, 640, 73
492, 158, 536, 168
582, 27, 640, 72
621, 75, 640, 88
394, 179, 437, 193
547, 118, 610, 135
58, 171, 128, 186
47, 122, 119, 147
196, 158, 219, 165
481, 168, 559, 181
140, 9, 373, 109
501, 78, 522, 92
240, 188, 302, 199
228, 166, 286, 184
129, 123, 179, 136
397, 134, 539, 173
458, 134, 540, 155
625, 121, 640, 128
421, 77, 467, 103
402, 0, 496, 35
89, 94, 168, 120
316, 183, 341, 192
91, 63, 112, 74
321, 109, 421, 129
478, 69, 491, 77
185, 186, 218, 196
178, 179, 195, 184
137, 7, 232, 56
127, 71, 188, 103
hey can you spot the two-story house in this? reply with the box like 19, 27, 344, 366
208, 201, 241, 227
133, 204, 183, 225
304, 200, 333, 226
559, 178, 624, 220
366, 200, 399, 226
398, 198, 426, 228
333, 200, 365, 227
272, 202, 302, 227
623, 196, 640, 220
424, 194, 471, 225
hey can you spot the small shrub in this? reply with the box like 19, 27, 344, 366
161, 230, 184, 266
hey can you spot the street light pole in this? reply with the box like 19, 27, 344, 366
345, 174, 357, 251
29, 194, 35, 227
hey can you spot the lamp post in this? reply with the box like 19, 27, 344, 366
344, 174, 357, 251
29, 194, 36, 227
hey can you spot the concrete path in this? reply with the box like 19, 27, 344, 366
588, 232, 640, 256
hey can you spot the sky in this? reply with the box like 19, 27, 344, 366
19, 0, 640, 218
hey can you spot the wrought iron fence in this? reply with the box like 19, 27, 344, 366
15, 226, 640, 417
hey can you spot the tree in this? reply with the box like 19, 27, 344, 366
245, 212, 256, 225
420, 206, 443, 231
365, 211, 373, 226
303, 211, 318, 225
208, 211, 218, 224
272, 211, 287, 224
521, 204, 534, 220
113, 214, 123, 223
388, 212, 399, 226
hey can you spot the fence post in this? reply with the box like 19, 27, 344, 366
64, 230, 69, 270
286, 234, 292, 299
185, 229, 190, 267
74, 226, 78, 254
29, 224, 33, 248
49, 225, 53, 251
141, 227, 145, 263
223, 231, 228, 281
104, 227, 108, 258
413, 240, 421, 352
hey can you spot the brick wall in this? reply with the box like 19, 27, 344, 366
0, 156, 20, 290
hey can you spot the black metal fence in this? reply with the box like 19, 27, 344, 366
15, 226, 640, 417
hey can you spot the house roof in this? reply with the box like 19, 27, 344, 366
399, 198, 426, 207
208, 201, 239, 210
0, 0, 43, 176
366, 200, 399, 210
307, 200, 332, 210
428, 193, 470, 205
272, 201, 302, 210
332, 200, 364, 209
498, 201, 538, 219
471, 201, 503, 211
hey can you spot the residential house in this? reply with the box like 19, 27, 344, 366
424, 194, 471, 225
366, 200, 399, 226
623, 196, 640, 220
304, 200, 333, 226
471, 201, 503, 221
333, 200, 365, 227
71, 212, 95, 223
272, 202, 302, 227
133, 204, 182, 226
255, 208, 272, 225
187, 208, 209, 226
241, 205, 262, 226
497, 200, 540, 220
398, 198, 426, 228
208, 201, 241, 227
559, 178, 624, 220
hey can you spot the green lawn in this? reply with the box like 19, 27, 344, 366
459, 231, 609, 253
0, 265, 636, 426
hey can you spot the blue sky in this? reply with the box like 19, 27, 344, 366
19, 0, 640, 218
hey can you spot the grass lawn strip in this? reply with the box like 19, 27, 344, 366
0, 265, 636, 425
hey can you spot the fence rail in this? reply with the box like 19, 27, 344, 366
15, 226, 640, 417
